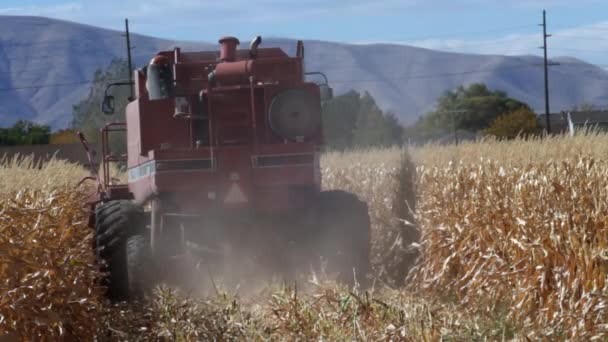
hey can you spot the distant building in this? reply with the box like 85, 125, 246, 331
537, 110, 608, 135
566, 110, 608, 134
537, 113, 568, 133
404, 129, 481, 145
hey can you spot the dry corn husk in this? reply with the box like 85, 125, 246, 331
411, 156, 608, 340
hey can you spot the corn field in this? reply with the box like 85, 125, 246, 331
3, 132, 608, 340
412, 157, 608, 340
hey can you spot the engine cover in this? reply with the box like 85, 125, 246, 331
268, 88, 321, 141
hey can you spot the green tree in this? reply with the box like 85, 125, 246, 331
384, 111, 404, 145
322, 90, 360, 150
484, 108, 540, 139
0, 120, 50, 145
410, 83, 530, 141
352, 92, 402, 147
72, 59, 131, 154
322, 90, 403, 150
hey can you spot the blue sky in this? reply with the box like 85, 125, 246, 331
1, 0, 607, 67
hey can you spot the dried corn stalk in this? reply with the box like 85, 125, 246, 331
0, 190, 104, 339
412, 156, 608, 340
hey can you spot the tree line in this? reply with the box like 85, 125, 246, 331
322, 90, 403, 150
0, 120, 51, 145
0, 122, 86, 146
324, 82, 541, 148
406, 83, 539, 143
3, 58, 562, 148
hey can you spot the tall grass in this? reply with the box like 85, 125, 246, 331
410, 130, 608, 167
0, 154, 89, 194
3, 132, 608, 339
0, 191, 104, 339
412, 157, 608, 339
322, 148, 418, 285
326, 131, 608, 339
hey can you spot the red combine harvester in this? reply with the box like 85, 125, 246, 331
80, 36, 371, 300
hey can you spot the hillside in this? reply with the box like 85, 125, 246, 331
1, 15, 608, 129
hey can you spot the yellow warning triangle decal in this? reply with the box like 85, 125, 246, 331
224, 183, 248, 204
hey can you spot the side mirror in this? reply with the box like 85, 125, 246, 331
319, 85, 333, 102
101, 95, 115, 115
147, 63, 174, 100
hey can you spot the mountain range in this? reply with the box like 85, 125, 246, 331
1, 15, 608, 130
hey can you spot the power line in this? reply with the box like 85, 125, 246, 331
403, 36, 538, 51
552, 34, 606, 41
559, 62, 608, 68
549, 23, 608, 31
0, 64, 540, 92
552, 47, 608, 53
7, 70, 102, 82
9, 60, 604, 92
1, 49, 113, 62
308, 44, 532, 72
383, 24, 537, 42
0, 62, 604, 95
0, 37, 126, 49
0, 60, 109, 75
0, 79, 120, 92
328, 63, 544, 84
0, 39, 81, 48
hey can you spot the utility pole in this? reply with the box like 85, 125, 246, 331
443, 110, 467, 145
541, 10, 552, 134
452, 112, 458, 145
123, 18, 134, 99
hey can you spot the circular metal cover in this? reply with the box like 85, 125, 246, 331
268, 88, 321, 140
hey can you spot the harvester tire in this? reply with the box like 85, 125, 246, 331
126, 234, 152, 298
317, 190, 371, 286
95, 200, 147, 300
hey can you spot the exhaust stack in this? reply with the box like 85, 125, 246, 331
219, 36, 240, 62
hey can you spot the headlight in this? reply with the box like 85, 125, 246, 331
268, 88, 321, 141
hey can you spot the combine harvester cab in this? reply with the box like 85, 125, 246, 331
83, 36, 371, 300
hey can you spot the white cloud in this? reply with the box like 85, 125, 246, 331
1, 1, 606, 68
0, 0, 426, 26
105, 0, 426, 27
400, 35, 536, 56
360, 21, 608, 66
4, 0, 425, 39
0, 2, 83, 17
0, 0, 601, 23
0, 0, 602, 32
515, 0, 603, 8
458, 0, 602, 8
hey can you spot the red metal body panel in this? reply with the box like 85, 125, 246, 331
107, 38, 321, 216
127, 144, 317, 213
